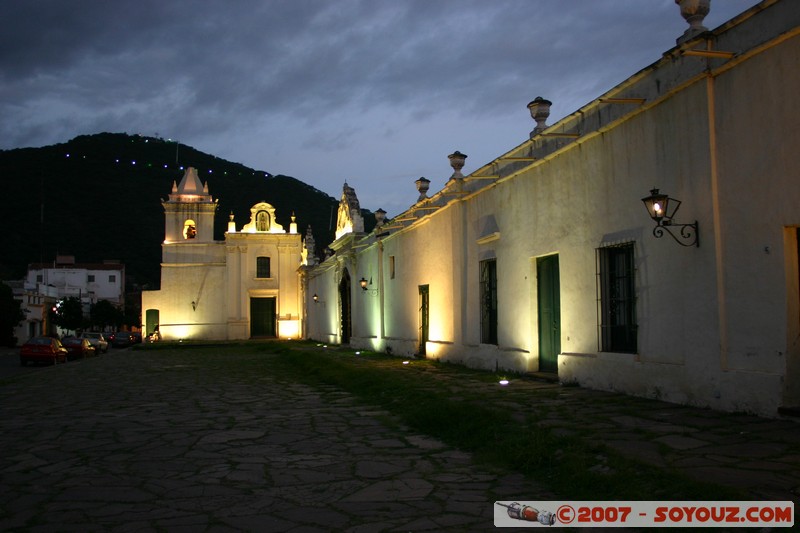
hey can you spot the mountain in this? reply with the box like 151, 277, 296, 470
0, 133, 374, 288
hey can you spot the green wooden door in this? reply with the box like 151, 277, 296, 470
537, 255, 561, 373
145, 309, 159, 337
250, 297, 276, 337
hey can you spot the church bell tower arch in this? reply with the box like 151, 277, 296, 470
162, 167, 218, 243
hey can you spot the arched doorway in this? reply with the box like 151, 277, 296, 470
339, 269, 352, 344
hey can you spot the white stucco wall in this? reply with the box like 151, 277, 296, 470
304, 1, 800, 416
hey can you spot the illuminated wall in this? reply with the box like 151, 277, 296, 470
303, 1, 800, 417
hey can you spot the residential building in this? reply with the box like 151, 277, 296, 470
25, 255, 125, 307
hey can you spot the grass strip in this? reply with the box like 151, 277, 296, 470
264, 343, 745, 501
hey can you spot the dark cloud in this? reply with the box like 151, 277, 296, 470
0, 0, 759, 214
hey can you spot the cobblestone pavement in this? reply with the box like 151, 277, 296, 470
385, 362, 800, 504
328, 346, 800, 506
0, 347, 548, 532
1, 344, 799, 532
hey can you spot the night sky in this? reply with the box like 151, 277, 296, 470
0, 0, 758, 216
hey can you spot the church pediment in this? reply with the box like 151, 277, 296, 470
335, 183, 364, 239
240, 202, 285, 233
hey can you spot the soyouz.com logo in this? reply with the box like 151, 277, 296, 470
494, 501, 794, 528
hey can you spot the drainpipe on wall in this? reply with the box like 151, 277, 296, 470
705, 50, 728, 372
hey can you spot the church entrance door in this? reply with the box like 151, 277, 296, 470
250, 297, 277, 337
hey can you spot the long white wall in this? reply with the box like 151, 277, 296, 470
305, 1, 800, 416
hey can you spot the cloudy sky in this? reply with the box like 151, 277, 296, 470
0, 0, 758, 217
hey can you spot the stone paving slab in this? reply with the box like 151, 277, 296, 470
331, 346, 800, 505
3, 343, 800, 531
0, 349, 550, 532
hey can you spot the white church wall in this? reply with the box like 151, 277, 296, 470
305, 262, 341, 345
144, 263, 228, 341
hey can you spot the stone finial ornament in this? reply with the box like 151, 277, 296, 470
527, 97, 552, 138
415, 177, 431, 202
676, 0, 710, 44
302, 225, 317, 266
374, 208, 387, 227
448, 151, 467, 179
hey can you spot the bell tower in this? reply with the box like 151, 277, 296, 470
162, 167, 218, 243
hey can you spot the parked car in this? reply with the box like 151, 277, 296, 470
130, 332, 142, 344
111, 331, 134, 348
81, 332, 109, 353
20, 336, 68, 366
62, 337, 97, 360
105, 332, 116, 344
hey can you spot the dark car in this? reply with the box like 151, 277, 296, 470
130, 332, 142, 344
62, 337, 97, 360
20, 336, 68, 366
111, 332, 134, 348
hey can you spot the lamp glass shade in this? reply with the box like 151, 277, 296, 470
359, 278, 368, 290
641, 188, 680, 223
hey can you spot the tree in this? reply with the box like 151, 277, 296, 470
52, 297, 85, 332
90, 299, 123, 330
0, 282, 24, 346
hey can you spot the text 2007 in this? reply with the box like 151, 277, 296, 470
578, 506, 633, 523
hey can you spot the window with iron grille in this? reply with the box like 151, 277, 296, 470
480, 259, 498, 344
256, 256, 271, 278
597, 244, 637, 353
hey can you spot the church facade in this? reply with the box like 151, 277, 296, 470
304, 0, 800, 417
141, 167, 305, 341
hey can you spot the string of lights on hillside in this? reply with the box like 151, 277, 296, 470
60, 136, 272, 179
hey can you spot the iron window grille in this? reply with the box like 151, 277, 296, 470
596, 243, 637, 353
256, 256, 271, 279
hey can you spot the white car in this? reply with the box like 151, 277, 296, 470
81, 332, 109, 353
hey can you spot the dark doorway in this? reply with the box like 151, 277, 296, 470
418, 285, 429, 357
537, 254, 561, 373
250, 297, 276, 337
480, 259, 498, 344
339, 270, 352, 344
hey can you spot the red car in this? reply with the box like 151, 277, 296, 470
62, 337, 97, 360
20, 337, 68, 366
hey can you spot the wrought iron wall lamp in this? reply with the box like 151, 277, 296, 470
641, 188, 699, 247
359, 277, 378, 295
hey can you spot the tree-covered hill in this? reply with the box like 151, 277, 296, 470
0, 133, 373, 287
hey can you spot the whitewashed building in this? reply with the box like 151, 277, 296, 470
141, 167, 304, 341
303, 0, 800, 417
25, 255, 125, 306
9, 256, 126, 341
